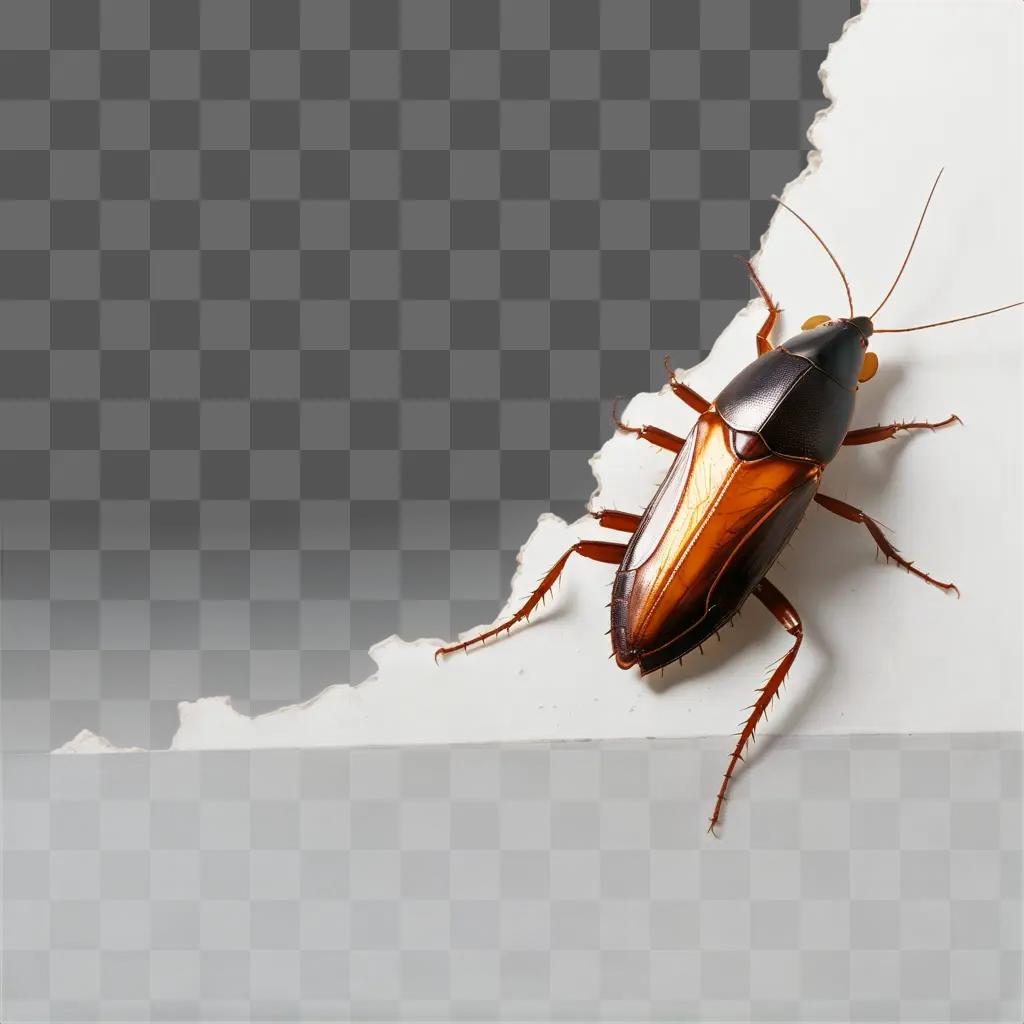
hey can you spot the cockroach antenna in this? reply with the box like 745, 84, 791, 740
770, 193, 854, 317
869, 169, 945, 318
868, 168, 1024, 333
874, 300, 1024, 334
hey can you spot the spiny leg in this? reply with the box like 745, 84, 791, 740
435, 540, 628, 660
708, 578, 802, 836
590, 509, 642, 534
814, 492, 959, 595
611, 398, 686, 454
738, 257, 781, 356
662, 355, 710, 414
842, 413, 961, 446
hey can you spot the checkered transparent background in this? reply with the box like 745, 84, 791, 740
0, 0, 857, 751
3, 733, 1021, 1020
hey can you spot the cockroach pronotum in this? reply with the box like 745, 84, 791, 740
435, 172, 1023, 834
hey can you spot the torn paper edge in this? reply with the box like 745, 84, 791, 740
55, 3, 872, 755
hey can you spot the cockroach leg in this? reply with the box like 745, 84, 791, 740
708, 578, 803, 836
611, 398, 686, 453
814, 492, 960, 596
590, 509, 642, 534
842, 413, 962, 446
662, 355, 710, 414
434, 540, 628, 661
737, 257, 781, 356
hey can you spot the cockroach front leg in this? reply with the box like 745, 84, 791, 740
611, 399, 687, 454
662, 355, 710, 414
738, 257, 780, 356
842, 414, 961, 446
434, 540, 627, 660
814, 492, 959, 596
708, 578, 802, 836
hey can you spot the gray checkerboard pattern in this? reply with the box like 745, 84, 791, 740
3, 733, 1021, 1020
0, 0, 857, 751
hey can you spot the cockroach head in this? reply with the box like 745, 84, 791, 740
783, 316, 875, 389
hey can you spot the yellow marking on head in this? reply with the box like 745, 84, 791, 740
801, 314, 831, 330
858, 351, 879, 383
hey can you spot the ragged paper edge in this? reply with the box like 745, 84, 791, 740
55, 3, 870, 756
56, 729, 145, 754
585, 0, 871, 520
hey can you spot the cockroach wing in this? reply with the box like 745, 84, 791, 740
610, 410, 819, 675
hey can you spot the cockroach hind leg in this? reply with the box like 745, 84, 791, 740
707, 580, 803, 835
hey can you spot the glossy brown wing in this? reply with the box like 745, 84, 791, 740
610, 411, 821, 675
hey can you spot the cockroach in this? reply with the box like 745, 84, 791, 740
435, 172, 1023, 834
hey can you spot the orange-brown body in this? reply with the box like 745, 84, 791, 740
611, 409, 821, 675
